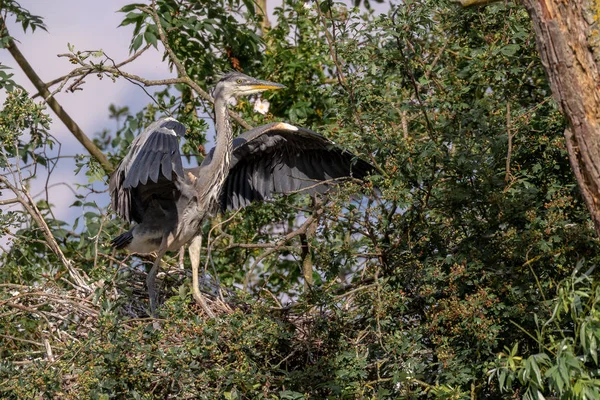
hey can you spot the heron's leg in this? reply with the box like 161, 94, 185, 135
189, 235, 215, 318
147, 236, 168, 316
178, 246, 185, 270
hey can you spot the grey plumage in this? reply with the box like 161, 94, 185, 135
109, 72, 374, 315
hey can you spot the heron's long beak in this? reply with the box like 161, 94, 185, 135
248, 80, 286, 91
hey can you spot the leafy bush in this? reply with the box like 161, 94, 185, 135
1, 0, 599, 398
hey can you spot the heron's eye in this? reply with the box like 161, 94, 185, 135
236, 78, 244, 84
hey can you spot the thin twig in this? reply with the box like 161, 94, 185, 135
505, 101, 513, 184
315, 0, 347, 87
141, 2, 252, 130
0, 175, 90, 292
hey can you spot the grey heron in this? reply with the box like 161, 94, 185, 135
109, 72, 373, 315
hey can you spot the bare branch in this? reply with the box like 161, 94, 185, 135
0, 175, 90, 292
0, 333, 43, 347
141, 3, 253, 130
0, 197, 19, 205
114, 43, 153, 68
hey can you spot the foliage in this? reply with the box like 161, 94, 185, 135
490, 264, 600, 400
1, 0, 600, 399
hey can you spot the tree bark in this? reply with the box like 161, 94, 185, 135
519, 0, 600, 235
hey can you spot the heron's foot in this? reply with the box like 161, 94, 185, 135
192, 289, 216, 318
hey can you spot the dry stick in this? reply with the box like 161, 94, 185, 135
0, 333, 43, 347
315, 0, 347, 87
38, 43, 153, 97
505, 101, 513, 184
4, 302, 51, 326
0, 289, 96, 310
1, 22, 114, 174
0, 175, 90, 292
42, 337, 54, 362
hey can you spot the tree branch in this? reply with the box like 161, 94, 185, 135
519, 0, 600, 235
505, 101, 513, 184
0, 197, 19, 205
36, 44, 153, 99
141, 2, 252, 130
0, 174, 90, 292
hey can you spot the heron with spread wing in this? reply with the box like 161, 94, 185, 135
109, 72, 373, 315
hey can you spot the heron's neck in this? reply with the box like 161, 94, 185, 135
212, 96, 234, 172
197, 95, 234, 207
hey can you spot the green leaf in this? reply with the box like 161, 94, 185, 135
119, 3, 146, 12
500, 43, 520, 56
144, 30, 157, 48
131, 34, 143, 52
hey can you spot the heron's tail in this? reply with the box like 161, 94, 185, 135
111, 231, 133, 249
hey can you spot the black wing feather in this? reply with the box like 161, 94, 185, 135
218, 122, 374, 211
275, 163, 293, 194
109, 117, 186, 223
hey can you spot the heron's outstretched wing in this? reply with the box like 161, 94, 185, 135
202, 122, 374, 211
109, 117, 186, 223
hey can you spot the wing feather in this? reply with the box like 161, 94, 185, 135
109, 117, 186, 223
274, 162, 293, 194
254, 157, 269, 202
161, 152, 173, 179
218, 122, 374, 211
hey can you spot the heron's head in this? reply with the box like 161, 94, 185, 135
213, 72, 285, 101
